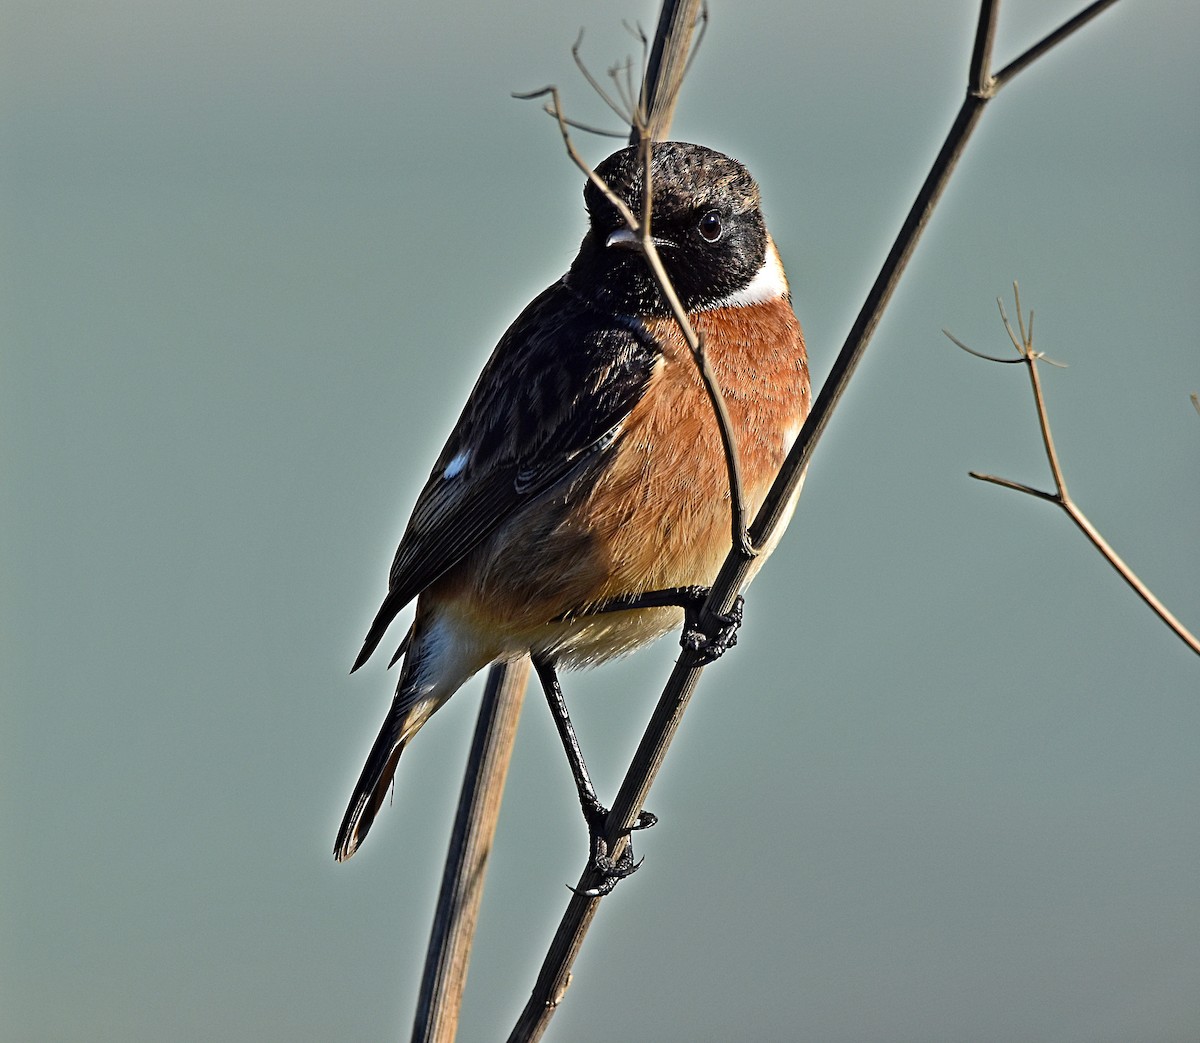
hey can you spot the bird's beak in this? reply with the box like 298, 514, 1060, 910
605, 227, 640, 250
606, 227, 673, 251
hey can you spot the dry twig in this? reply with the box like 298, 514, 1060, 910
411, 660, 529, 1043
947, 283, 1200, 657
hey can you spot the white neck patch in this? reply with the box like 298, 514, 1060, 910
704, 238, 790, 310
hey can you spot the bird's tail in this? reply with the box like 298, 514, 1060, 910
333, 694, 438, 862
335, 610, 489, 862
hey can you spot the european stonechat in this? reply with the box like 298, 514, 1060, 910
335, 141, 811, 887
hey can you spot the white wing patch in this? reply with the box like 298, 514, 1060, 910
442, 450, 470, 480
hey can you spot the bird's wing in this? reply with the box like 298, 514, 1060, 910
353, 282, 661, 670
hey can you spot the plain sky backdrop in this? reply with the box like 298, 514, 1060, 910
4, 1, 1198, 1040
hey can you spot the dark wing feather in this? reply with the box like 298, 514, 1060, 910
353, 282, 660, 670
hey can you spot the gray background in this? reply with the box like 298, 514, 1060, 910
4, 1, 1198, 1039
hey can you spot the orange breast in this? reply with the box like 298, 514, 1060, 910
578, 300, 809, 599
432, 297, 809, 663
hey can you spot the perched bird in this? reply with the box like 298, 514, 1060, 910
335, 141, 811, 888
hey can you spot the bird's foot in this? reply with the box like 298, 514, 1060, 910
570, 800, 657, 898
681, 593, 745, 665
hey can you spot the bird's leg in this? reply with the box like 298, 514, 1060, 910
531, 654, 655, 896
581, 586, 746, 665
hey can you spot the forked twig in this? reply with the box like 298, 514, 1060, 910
948, 284, 1200, 657
570, 30, 632, 124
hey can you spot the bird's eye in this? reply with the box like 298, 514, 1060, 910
697, 210, 724, 243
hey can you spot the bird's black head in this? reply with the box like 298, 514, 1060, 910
567, 141, 770, 316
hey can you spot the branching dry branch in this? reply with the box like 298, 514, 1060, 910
947, 284, 1200, 657
508, 3, 1123, 1040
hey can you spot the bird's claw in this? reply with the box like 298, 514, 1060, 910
571, 800, 656, 896
570, 843, 643, 898
681, 593, 745, 665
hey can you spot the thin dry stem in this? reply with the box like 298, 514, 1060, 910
951, 284, 1200, 657
547, 110, 627, 139
411, 660, 529, 1043
634, 0, 707, 146
571, 31, 630, 124
621, 56, 643, 120
992, 0, 1121, 88
679, 4, 709, 84
942, 328, 1024, 364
